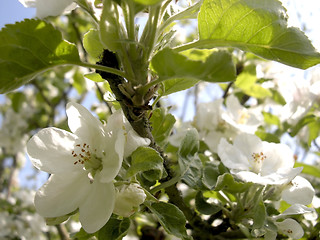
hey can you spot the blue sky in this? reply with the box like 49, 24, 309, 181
0, 0, 35, 28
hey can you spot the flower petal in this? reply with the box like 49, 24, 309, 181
66, 102, 105, 148
35, 172, 90, 218
276, 218, 304, 239
34, 0, 75, 18
27, 127, 82, 174
124, 129, 150, 158
79, 178, 115, 233
261, 142, 295, 176
282, 176, 315, 205
100, 130, 125, 183
218, 138, 251, 170
277, 204, 314, 218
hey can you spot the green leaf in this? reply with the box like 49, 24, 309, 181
151, 48, 236, 95
179, 128, 199, 160
71, 228, 95, 240
9, 92, 26, 112
289, 114, 316, 137
202, 163, 220, 189
134, 0, 163, 5
294, 162, 320, 178
262, 112, 280, 127
98, 217, 130, 240
195, 191, 221, 215
252, 200, 266, 230
73, 71, 87, 95
84, 73, 105, 82
100, 0, 123, 52
255, 129, 280, 143
215, 173, 253, 193
83, 29, 104, 59
198, 0, 320, 69
150, 108, 176, 147
147, 202, 191, 239
126, 147, 164, 181
307, 119, 320, 146
0, 19, 81, 93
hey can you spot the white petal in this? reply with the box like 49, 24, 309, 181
218, 138, 251, 170
100, 130, 125, 183
278, 204, 314, 218
233, 133, 263, 162
282, 176, 315, 205
235, 171, 267, 184
35, 0, 75, 18
27, 127, 82, 174
261, 142, 295, 176
124, 129, 150, 158
276, 218, 304, 239
79, 179, 115, 233
19, 0, 36, 8
35, 172, 90, 217
66, 102, 105, 148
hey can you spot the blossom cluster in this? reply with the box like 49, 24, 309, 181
27, 103, 149, 233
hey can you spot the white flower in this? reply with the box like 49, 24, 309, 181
113, 183, 147, 217
281, 175, 315, 205
217, 133, 302, 185
27, 103, 150, 233
276, 218, 304, 239
19, 0, 77, 18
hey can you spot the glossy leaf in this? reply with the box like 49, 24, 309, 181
100, 0, 123, 52
147, 202, 190, 239
198, 0, 320, 69
150, 108, 176, 147
98, 217, 130, 240
0, 19, 80, 93
126, 147, 164, 181
195, 191, 221, 215
83, 29, 104, 59
215, 173, 253, 193
151, 48, 236, 95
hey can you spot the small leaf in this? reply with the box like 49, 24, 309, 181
150, 108, 176, 147
71, 228, 95, 240
262, 112, 280, 127
9, 92, 26, 112
98, 217, 130, 240
126, 147, 164, 181
198, 0, 320, 69
215, 173, 253, 193
202, 163, 220, 189
151, 48, 236, 95
179, 128, 199, 160
147, 202, 191, 239
195, 191, 221, 215
252, 200, 266, 229
255, 129, 280, 143
83, 29, 104, 59
84, 72, 105, 82
0, 19, 81, 93
100, 0, 123, 52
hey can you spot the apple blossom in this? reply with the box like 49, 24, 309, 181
113, 183, 147, 217
19, 0, 77, 18
194, 96, 263, 153
281, 175, 315, 205
27, 102, 150, 233
275, 218, 304, 239
217, 133, 302, 185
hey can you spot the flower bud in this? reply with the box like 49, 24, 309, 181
113, 184, 146, 217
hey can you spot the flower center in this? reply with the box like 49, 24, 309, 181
251, 152, 266, 173
71, 142, 103, 177
237, 110, 249, 124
